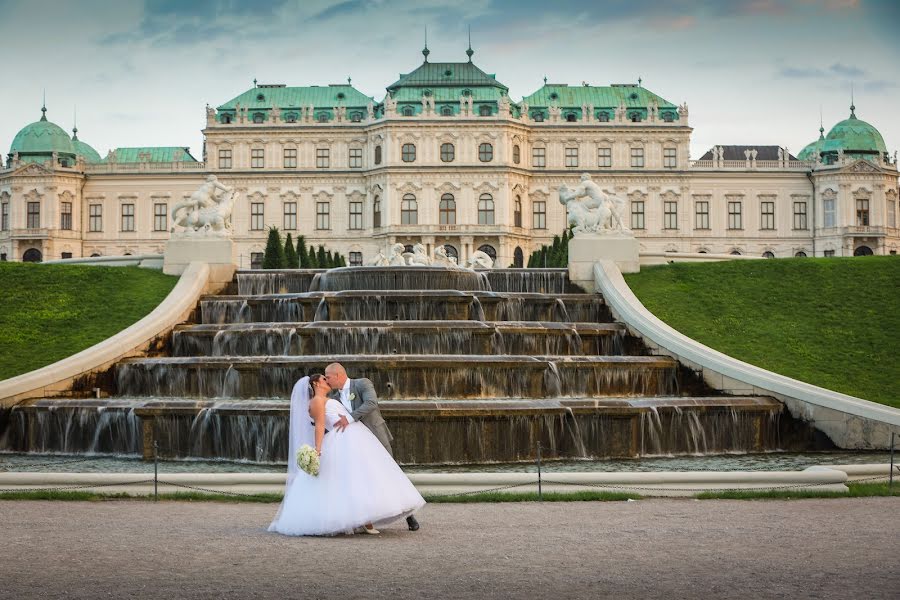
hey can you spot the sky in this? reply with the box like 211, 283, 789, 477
1, 0, 898, 161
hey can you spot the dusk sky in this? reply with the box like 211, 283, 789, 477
2, 0, 897, 161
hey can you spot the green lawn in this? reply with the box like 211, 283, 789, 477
624, 257, 899, 408
0, 263, 178, 381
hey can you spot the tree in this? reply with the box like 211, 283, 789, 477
316, 245, 327, 268
262, 227, 286, 269
325, 250, 334, 268
307, 245, 319, 268
296, 236, 310, 268
284, 233, 299, 268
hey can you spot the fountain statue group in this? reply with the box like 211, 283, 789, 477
558, 173, 631, 235
171, 175, 235, 235
367, 243, 494, 269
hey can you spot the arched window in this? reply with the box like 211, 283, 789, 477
513, 145, 520, 164
401, 194, 418, 224
441, 105, 453, 116
479, 105, 492, 116
514, 195, 523, 227
477, 245, 496, 265
439, 193, 456, 225
22, 248, 42, 262
513, 247, 524, 268
350, 112, 362, 122
795, 251, 807, 257
565, 113, 577, 122
478, 193, 495, 225
762, 251, 775, 259
252, 112, 265, 123
374, 145, 382, 165
662, 112, 675, 122
316, 112, 329, 123
531, 112, 544, 122
596, 111, 609, 122
443, 244, 458, 263
478, 143, 493, 162
401, 143, 416, 162
220, 113, 232, 124
373, 196, 381, 228
440, 143, 455, 162
401, 106, 415, 117
90, 253, 101, 257
284, 113, 298, 123
854, 245, 873, 256
629, 111, 642, 122
730, 250, 742, 256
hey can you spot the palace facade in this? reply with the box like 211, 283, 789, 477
2, 48, 898, 268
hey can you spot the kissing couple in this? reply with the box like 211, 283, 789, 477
269, 363, 425, 536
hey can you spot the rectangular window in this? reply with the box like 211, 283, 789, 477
250, 252, 264, 269
598, 147, 612, 168
824, 198, 835, 228
348, 201, 363, 230
824, 250, 835, 257
532, 147, 546, 168
663, 147, 677, 168
760, 201, 775, 230
1, 203, 8, 230
695, 201, 710, 230
349, 148, 362, 168
316, 201, 330, 230
121, 203, 135, 232
565, 147, 579, 168
89, 204, 102, 232
631, 201, 645, 230
60, 202, 72, 230
250, 202, 264, 231
153, 203, 167, 232
728, 201, 743, 230
349, 251, 363, 267
218, 149, 232, 169
888, 200, 897, 228
316, 148, 330, 168
856, 199, 869, 226
27, 202, 40, 228
283, 202, 297, 230
283, 148, 297, 169
630, 147, 644, 168
61, 252, 72, 259
251, 148, 264, 169
533, 200, 546, 229
663, 201, 678, 230
793, 201, 808, 230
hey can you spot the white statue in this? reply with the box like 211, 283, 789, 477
405, 243, 432, 266
171, 175, 236, 235
558, 173, 631, 236
366, 249, 390, 266
367, 102, 375, 121
387, 243, 407, 266
465, 250, 494, 269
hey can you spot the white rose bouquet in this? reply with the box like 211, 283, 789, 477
296, 444, 320, 476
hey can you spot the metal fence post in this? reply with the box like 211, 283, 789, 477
537, 441, 543, 502
153, 440, 159, 501
890, 432, 895, 491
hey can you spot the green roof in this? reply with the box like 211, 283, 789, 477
105, 147, 198, 163
521, 84, 677, 109
72, 128, 102, 163
796, 127, 825, 161
387, 60, 508, 93
390, 86, 505, 102
217, 85, 373, 111
822, 108, 887, 156
9, 107, 76, 157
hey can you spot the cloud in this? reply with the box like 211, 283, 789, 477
777, 62, 868, 79
862, 79, 897, 93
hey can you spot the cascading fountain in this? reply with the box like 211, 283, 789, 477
1, 266, 825, 464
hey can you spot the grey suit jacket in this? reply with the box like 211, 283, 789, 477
330, 378, 394, 456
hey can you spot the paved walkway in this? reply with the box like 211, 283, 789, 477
1, 498, 897, 599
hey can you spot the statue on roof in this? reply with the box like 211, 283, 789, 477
367, 102, 375, 121
171, 174, 236, 236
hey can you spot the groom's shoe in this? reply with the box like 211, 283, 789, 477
406, 516, 420, 531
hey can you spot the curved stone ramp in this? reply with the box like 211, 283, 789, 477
594, 260, 900, 449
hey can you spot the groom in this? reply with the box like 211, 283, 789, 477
324, 362, 420, 532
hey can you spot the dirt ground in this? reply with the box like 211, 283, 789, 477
1, 498, 897, 599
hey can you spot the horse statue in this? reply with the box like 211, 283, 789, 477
171, 175, 236, 235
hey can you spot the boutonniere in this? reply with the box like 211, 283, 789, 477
349, 393, 356, 401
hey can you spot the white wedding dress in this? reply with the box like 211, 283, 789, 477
269, 377, 425, 536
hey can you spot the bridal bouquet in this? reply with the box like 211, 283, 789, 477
296, 444, 320, 476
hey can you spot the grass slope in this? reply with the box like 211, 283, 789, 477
0, 263, 178, 380
624, 257, 899, 407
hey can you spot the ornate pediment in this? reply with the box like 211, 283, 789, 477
313, 189, 334, 200
660, 190, 680, 202
511, 183, 526, 194
394, 181, 422, 194
13, 162, 53, 177
848, 160, 879, 173
529, 187, 549, 200
474, 181, 500, 194
628, 189, 647, 202
280, 190, 300, 201
435, 181, 461, 194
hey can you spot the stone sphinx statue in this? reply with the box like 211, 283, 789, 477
405, 243, 432, 266
171, 175, 236, 235
558, 173, 631, 236
465, 250, 494, 270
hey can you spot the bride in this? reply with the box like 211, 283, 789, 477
269, 375, 425, 536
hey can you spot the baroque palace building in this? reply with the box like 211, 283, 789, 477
1, 47, 898, 268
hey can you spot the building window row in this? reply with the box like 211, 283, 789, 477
60, 202, 72, 230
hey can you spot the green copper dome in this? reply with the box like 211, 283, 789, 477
797, 126, 826, 161
71, 126, 102, 163
9, 107, 76, 159
822, 106, 887, 156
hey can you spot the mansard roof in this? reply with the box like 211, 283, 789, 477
521, 83, 677, 109
105, 147, 198, 163
386, 61, 508, 93
698, 146, 798, 161
217, 84, 373, 111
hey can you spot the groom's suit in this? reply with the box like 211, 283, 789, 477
329, 378, 394, 456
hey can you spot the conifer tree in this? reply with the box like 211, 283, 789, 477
284, 233, 299, 268
325, 250, 334, 268
296, 236, 310, 268
317, 245, 327, 268
307, 245, 319, 268
262, 227, 286, 269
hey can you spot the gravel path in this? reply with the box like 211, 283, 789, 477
2, 498, 897, 599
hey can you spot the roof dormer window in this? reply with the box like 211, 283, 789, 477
549, 92, 559, 100
532, 112, 544, 122
629, 111, 642, 122
597, 111, 609, 122
221, 114, 232, 124
479, 105, 492, 117
256, 93, 265, 101
441, 105, 453, 116
285, 112, 298, 123
316, 112, 329, 123
566, 113, 577, 122
350, 112, 362, 122
402, 106, 415, 117
662, 112, 675, 122
252, 112, 265, 123
337, 92, 346, 100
